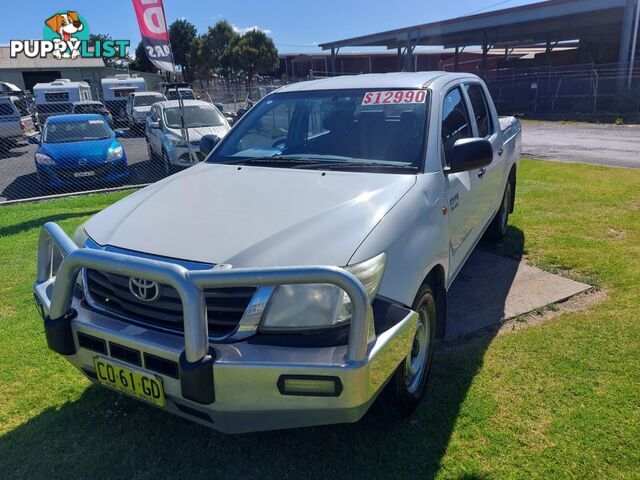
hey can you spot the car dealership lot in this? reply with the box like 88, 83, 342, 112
0, 132, 159, 202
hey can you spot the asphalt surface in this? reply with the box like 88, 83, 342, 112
0, 130, 164, 202
522, 121, 640, 168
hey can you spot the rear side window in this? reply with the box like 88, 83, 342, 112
0, 103, 15, 116
465, 84, 493, 138
441, 87, 472, 164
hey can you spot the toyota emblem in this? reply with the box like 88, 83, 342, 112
128, 277, 160, 302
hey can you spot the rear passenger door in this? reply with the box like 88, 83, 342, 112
441, 85, 485, 276
463, 82, 503, 227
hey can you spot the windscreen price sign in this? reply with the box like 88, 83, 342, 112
362, 90, 428, 105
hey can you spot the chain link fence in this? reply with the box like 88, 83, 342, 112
0, 79, 289, 204
485, 62, 640, 117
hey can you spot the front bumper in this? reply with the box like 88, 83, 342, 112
33, 223, 418, 433
36, 158, 128, 188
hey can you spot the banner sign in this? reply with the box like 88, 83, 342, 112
131, 0, 174, 72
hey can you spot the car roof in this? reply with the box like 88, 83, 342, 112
131, 91, 163, 96
47, 113, 107, 122
276, 72, 477, 92
71, 101, 103, 105
155, 99, 212, 108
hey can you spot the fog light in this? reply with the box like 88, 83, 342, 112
277, 375, 343, 397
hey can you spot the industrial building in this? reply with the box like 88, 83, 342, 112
0, 46, 163, 98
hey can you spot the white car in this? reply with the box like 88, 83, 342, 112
145, 99, 230, 174
34, 72, 521, 433
126, 91, 165, 130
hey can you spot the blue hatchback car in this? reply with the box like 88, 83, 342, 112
31, 114, 128, 189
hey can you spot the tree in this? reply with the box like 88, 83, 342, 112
187, 36, 206, 81
169, 19, 197, 80
130, 41, 157, 73
89, 33, 117, 67
201, 20, 238, 74
227, 30, 278, 82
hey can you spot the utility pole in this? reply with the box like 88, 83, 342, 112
628, 0, 640, 90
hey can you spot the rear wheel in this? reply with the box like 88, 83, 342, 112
485, 176, 514, 242
381, 283, 436, 417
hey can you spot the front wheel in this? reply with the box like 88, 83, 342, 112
485, 176, 514, 242
380, 283, 436, 417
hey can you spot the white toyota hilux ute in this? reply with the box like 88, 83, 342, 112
34, 72, 521, 434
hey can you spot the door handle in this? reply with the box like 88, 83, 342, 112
478, 168, 486, 178
498, 147, 504, 156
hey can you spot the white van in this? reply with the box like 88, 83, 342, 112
0, 95, 36, 150
33, 79, 92, 125
101, 74, 146, 124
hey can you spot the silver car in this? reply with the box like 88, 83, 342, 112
145, 100, 230, 174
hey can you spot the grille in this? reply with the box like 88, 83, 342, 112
85, 269, 256, 338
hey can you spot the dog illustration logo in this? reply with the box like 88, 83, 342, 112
44, 11, 86, 59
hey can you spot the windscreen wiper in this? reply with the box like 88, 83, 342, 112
222, 156, 322, 166
293, 161, 419, 172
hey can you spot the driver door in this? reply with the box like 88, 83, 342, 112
442, 86, 485, 278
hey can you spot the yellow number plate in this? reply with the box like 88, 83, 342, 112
93, 357, 165, 408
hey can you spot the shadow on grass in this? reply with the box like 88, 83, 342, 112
0, 211, 100, 237
0, 227, 525, 479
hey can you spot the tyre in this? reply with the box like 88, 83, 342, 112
162, 149, 172, 176
146, 139, 158, 162
485, 175, 514, 242
381, 283, 437, 417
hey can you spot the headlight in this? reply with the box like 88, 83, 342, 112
168, 136, 186, 147
72, 224, 89, 247
72, 225, 89, 290
106, 145, 123, 162
35, 153, 55, 165
260, 252, 387, 332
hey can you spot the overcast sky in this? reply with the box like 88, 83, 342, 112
3, 0, 542, 53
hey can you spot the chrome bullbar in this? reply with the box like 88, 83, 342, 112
35, 222, 373, 366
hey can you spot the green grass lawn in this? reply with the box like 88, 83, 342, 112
0, 159, 639, 479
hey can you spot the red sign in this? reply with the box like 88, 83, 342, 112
131, 0, 174, 72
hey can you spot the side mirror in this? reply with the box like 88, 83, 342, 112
447, 138, 493, 174
28, 134, 40, 144
149, 121, 160, 129
199, 134, 221, 156
114, 130, 126, 138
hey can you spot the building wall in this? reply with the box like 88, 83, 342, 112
0, 67, 163, 97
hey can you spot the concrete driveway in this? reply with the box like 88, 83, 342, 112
522, 120, 640, 168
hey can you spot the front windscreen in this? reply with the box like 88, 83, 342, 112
163, 105, 225, 129
166, 90, 195, 100
74, 104, 105, 114
37, 103, 70, 114
209, 89, 429, 169
134, 95, 163, 107
43, 120, 111, 143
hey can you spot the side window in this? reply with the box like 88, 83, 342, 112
0, 103, 14, 116
441, 87, 472, 164
465, 84, 493, 138
307, 100, 328, 140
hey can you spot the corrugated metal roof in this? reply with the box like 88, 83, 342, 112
0, 46, 105, 69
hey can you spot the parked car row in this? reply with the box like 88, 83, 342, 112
27, 97, 233, 191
